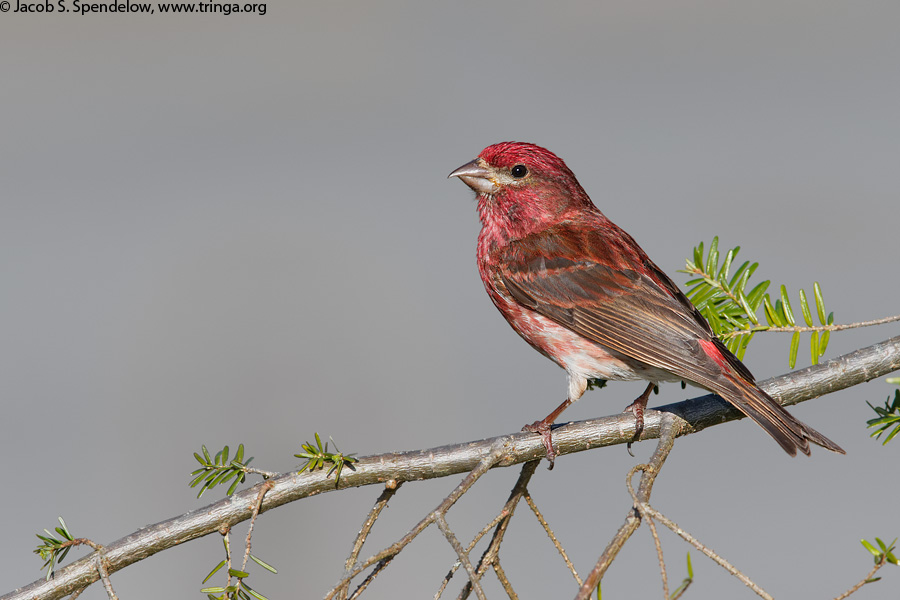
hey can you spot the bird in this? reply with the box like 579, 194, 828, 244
449, 141, 844, 467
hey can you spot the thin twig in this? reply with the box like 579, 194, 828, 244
348, 481, 402, 570
93, 555, 118, 600
721, 315, 900, 338
575, 413, 681, 600
638, 503, 773, 600
245, 467, 280, 479
324, 440, 509, 600
436, 515, 487, 600
456, 460, 540, 600
241, 480, 274, 573
524, 492, 581, 585
58, 539, 103, 553
643, 512, 668, 599
436, 509, 508, 598
337, 481, 403, 600
832, 555, 888, 600
492, 559, 518, 600
348, 558, 392, 600
223, 530, 233, 593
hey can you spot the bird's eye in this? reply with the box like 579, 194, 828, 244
511, 164, 528, 179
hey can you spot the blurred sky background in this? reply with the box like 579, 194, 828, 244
2, 1, 899, 598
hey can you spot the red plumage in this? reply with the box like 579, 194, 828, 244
450, 142, 843, 465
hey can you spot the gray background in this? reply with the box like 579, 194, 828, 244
2, 1, 899, 598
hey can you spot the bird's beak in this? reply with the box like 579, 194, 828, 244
448, 159, 497, 195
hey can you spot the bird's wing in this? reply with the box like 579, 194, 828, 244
498, 221, 845, 456
497, 221, 754, 389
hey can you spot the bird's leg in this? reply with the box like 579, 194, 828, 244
624, 382, 656, 454
523, 397, 573, 470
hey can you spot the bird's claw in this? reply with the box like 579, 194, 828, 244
623, 400, 646, 457
523, 420, 556, 469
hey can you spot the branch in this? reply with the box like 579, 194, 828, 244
721, 314, 900, 338
832, 554, 889, 600
324, 440, 508, 599
336, 481, 402, 600
5, 335, 900, 600
576, 412, 680, 600
451, 460, 540, 599
637, 502, 773, 599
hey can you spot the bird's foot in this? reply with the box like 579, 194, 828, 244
523, 420, 556, 469
622, 402, 645, 457
623, 382, 655, 456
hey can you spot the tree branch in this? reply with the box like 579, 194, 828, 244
452, 460, 540, 599
832, 554, 889, 600
576, 412, 680, 599
5, 335, 900, 600
721, 314, 900, 338
336, 481, 403, 600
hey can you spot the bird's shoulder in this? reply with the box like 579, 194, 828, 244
497, 216, 640, 271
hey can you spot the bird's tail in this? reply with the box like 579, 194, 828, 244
715, 376, 845, 456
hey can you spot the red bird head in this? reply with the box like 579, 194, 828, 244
449, 142, 597, 240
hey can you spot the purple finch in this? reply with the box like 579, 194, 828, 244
449, 142, 843, 466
